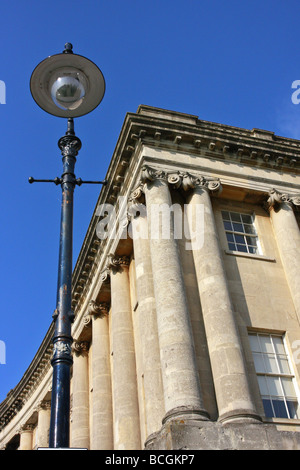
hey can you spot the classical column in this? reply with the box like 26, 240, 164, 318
19, 424, 34, 450
71, 341, 90, 449
267, 189, 300, 324
128, 191, 165, 439
36, 400, 51, 448
108, 254, 141, 450
141, 166, 209, 423
87, 300, 113, 450
184, 174, 261, 424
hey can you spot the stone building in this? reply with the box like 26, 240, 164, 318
1, 105, 300, 450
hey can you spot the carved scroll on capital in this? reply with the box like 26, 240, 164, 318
138, 165, 222, 194
267, 188, 300, 210
107, 253, 130, 272
88, 300, 110, 319
100, 268, 110, 284
36, 400, 51, 412
167, 170, 222, 194
18, 423, 35, 434
72, 340, 90, 356
141, 165, 168, 184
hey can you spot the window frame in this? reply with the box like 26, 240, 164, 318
249, 332, 300, 420
221, 210, 262, 255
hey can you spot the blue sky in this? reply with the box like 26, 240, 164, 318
0, 0, 300, 402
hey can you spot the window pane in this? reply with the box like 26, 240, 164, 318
262, 398, 274, 417
231, 212, 241, 222
224, 221, 232, 231
248, 246, 257, 254
249, 334, 260, 352
226, 233, 234, 242
287, 400, 300, 419
253, 353, 265, 373
246, 236, 257, 246
228, 243, 235, 251
277, 357, 291, 375
259, 335, 273, 354
236, 244, 247, 252
272, 399, 288, 418
232, 222, 243, 232
266, 376, 282, 396
281, 377, 297, 398
263, 354, 279, 374
258, 376, 269, 395
221, 211, 230, 220
273, 336, 285, 355
241, 214, 252, 224
234, 234, 245, 244
244, 224, 256, 234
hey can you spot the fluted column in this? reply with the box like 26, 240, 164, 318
141, 166, 208, 423
128, 192, 165, 439
71, 341, 90, 449
36, 400, 51, 448
185, 176, 260, 424
87, 300, 113, 450
108, 254, 141, 449
19, 424, 34, 450
267, 189, 300, 324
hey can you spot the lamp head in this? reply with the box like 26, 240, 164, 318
30, 43, 105, 118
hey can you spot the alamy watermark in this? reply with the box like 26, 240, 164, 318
0, 80, 6, 104
95, 196, 205, 250
0, 340, 6, 364
291, 80, 300, 104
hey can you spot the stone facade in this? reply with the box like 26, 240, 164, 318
1, 105, 300, 450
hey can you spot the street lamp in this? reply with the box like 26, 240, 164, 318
29, 43, 106, 448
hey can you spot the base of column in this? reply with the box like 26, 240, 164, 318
162, 405, 210, 425
218, 409, 262, 425
144, 430, 160, 449
144, 419, 300, 450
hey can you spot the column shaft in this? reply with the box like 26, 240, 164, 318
186, 186, 260, 423
130, 211, 165, 438
36, 401, 51, 448
71, 341, 90, 449
269, 199, 300, 323
19, 425, 34, 450
109, 257, 141, 449
144, 176, 208, 422
89, 301, 113, 450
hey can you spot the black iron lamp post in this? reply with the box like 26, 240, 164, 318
29, 43, 106, 448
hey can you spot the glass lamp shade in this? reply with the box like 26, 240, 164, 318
30, 49, 105, 118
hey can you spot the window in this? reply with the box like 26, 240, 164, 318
249, 333, 300, 419
222, 211, 260, 254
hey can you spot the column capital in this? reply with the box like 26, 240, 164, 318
34, 399, 51, 414
267, 188, 300, 211
72, 340, 90, 356
135, 164, 222, 196
174, 171, 222, 194
88, 300, 110, 318
141, 165, 169, 184
18, 423, 35, 434
107, 253, 130, 272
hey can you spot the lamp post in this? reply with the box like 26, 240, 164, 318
29, 43, 106, 448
